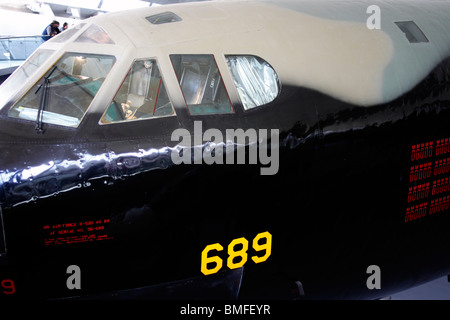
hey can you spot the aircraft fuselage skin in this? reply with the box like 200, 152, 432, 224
0, 0, 450, 300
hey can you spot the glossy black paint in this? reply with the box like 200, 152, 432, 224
0, 55, 449, 299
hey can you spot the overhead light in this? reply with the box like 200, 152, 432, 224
70, 7, 81, 19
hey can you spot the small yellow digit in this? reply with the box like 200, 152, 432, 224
251, 231, 272, 264
201, 243, 224, 275
227, 237, 248, 269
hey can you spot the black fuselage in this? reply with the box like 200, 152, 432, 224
0, 51, 449, 300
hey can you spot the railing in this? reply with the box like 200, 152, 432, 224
0, 35, 44, 72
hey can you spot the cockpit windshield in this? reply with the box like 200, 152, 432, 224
8, 53, 115, 129
0, 49, 53, 110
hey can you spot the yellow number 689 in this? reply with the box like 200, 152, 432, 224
201, 231, 272, 276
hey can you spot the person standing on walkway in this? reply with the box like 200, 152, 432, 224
41, 20, 60, 41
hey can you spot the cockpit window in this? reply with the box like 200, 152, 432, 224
101, 59, 174, 123
0, 49, 53, 109
170, 54, 234, 115
395, 21, 429, 43
146, 12, 182, 25
8, 53, 115, 128
51, 23, 86, 43
225, 55, 279, 110
75, 24, 114, 44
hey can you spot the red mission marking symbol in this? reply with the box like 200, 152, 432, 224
405, 138, 450, 223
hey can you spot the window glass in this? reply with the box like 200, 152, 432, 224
51, 23, 86, 43
0, 49, 53, 110
101, 59, 174, 123
75, 24, 114, 44
226, 55, 279, 110
170, 54, 234, 115
8, 53, 115, 128
395, 21, 429, 43
146, 12, 182, 25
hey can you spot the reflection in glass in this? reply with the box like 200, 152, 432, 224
226, 55, 279, 110
75, 24, 115, 44
0, 49, 53, 109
